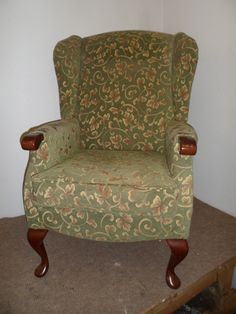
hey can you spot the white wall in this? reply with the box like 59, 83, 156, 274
0, 0, 163, 218
163, 0, 236, 217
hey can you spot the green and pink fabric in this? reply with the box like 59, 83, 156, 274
21, 31, 198, 288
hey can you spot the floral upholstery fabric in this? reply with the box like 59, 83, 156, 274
54, 31, 198, 151
22, 30, 198, 241
172, 33, 198, 121
53, 36, 82, 120
30, 150, 182, 241
79, 31, 174, 151
165, 120, 197, 218
22, 119, 80, 229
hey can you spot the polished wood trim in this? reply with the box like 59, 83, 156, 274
166, 239, 189, 289
27, 228, 49, 277
21, 133, 44, 151
179, 136, 197, 155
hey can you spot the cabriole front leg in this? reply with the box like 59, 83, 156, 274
166, 239, 189, 289
27, 228, 49, 277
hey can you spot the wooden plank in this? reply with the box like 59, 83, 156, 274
143, 256, 236, 314
218, 289, 236, 313
217, 260, 235, 293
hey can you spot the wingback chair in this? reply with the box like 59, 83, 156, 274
21, 31, 198, 289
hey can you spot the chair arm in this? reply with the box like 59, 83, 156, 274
21, 133, 44, 151
165, 120, 197, 177
21, 119, 79, 227
20, 119, 80, 173
179, 136, 197, 156
165, 121, 197, 209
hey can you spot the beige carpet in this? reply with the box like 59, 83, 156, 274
0, 198, 236, 314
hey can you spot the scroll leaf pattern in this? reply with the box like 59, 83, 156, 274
165, 120, 197, 215
79, 31, 174, 152
31, 150, 181, 241
22, 31, 198, 241
23, 121, 196, 241
172, 33, 198, 121
25, 148, 195, 241
22, 119, 80, 227
54, 35, 82, 120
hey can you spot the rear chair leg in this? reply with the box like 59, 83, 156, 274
166, 239, 189, 289
27, 228, 49, 277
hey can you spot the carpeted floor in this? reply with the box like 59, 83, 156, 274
0, 198, 236, 314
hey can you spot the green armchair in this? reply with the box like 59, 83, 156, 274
21, 31, 198, 289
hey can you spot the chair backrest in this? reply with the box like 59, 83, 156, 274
54, 31, 198, 152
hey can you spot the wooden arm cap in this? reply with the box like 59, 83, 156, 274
21, 133, 44, 151
179, 136, 197, 155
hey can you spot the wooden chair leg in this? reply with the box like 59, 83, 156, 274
166, 239, 189, 289
27, 228, 49, 277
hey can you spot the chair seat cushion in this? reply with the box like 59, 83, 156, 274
31, 150, 182, 241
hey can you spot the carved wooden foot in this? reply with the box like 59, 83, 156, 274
27, 228, 49, 277
166, 239, 189, 289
